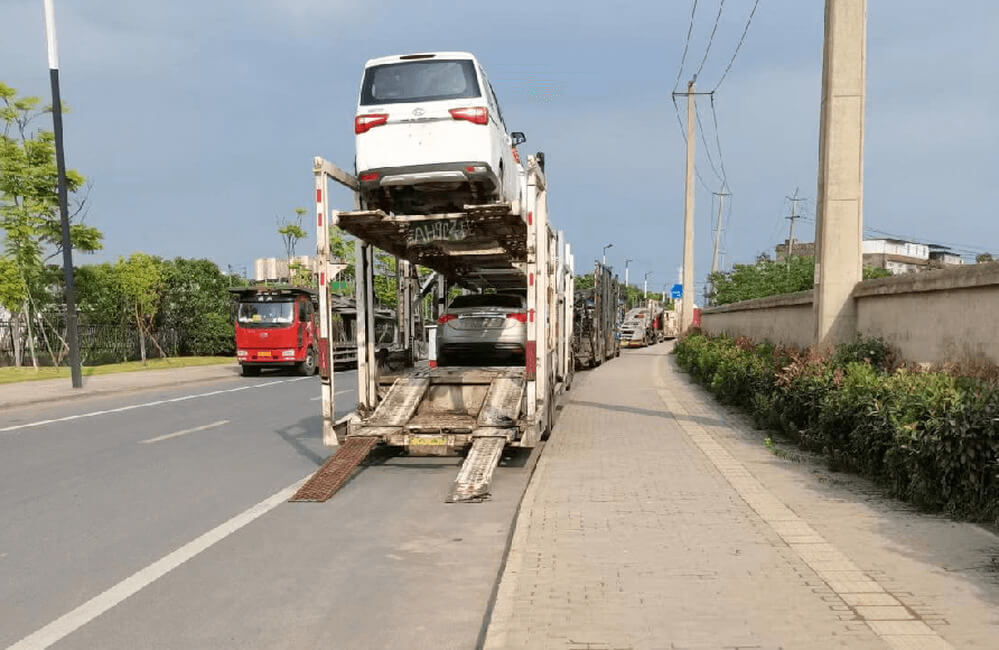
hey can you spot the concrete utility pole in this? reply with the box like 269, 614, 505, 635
710, 190, 730, 274
643, 271, 653, 299
624, 258, 632, 308
814, 0, 867, 348
785, 189, 805, 262
602, 243, 613, 265
681, 80, 696, 332
43, 0, 82, 388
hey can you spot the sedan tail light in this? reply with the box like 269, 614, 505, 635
437, 314, 458, 324
449, 107, 488, 125
355, 113, 388, 134
506, 312, 528, 323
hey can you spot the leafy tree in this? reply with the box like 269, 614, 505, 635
0, 82, 102, 367
116, 253, 166, 364
708, 256, 895, 305
278, 208, 308, 259
976, 252, 994, 264
159, 258, 236, 356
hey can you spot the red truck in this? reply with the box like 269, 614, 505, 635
230, 286, 319, 376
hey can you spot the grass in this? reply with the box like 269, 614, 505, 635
0, 356, 234, 385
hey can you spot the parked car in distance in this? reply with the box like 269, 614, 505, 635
436, 293, 527, 366
354, 51, 525, 215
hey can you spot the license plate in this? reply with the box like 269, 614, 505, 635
409, 435, 447, 446
258, 351, 272, 358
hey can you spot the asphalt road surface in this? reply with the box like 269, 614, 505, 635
0, 368, 541, 649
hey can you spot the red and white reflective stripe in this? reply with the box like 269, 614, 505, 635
319, 271, 325, 287
527, 211, 533, 225
529, 272, 534, 286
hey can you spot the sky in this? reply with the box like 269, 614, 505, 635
3, 0, 997, 299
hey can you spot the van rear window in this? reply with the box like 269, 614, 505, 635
360, 60, 480, 105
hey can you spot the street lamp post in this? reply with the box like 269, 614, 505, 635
643, 271, 653, 300
602, 243, 613, 266
624, 258, 633, 308
43, 0, 82, 389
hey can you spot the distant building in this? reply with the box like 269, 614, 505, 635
773, 238, 964, 276
775, 239, 815, 262
254, 256, 349, 283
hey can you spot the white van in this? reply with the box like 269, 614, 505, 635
354, 52, 525, 215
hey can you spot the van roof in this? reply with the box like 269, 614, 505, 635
363, 52, 478, 68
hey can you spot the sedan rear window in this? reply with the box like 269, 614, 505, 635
448, 294, 523, 309
360, 60, 480, 105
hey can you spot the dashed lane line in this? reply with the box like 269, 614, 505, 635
138, 419, 230, 444
0, 377, 312, 434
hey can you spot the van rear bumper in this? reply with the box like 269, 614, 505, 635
359, 161, 498, 192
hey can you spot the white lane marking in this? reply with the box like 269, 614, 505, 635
309, 389, 352, 401
138, 420, 230, 444
0, 377, 312, 434
6, 475, 308, 650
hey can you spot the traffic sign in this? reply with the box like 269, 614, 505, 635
670, 283, 683, 300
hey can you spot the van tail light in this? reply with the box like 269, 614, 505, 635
437, 314, 458, 324
449, 107, 488, 125
359, 172, 380, 182
355, 113, 388, 134
506, 312, 528, 323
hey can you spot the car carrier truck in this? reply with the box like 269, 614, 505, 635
293, 154, 574, 503
573, 261, 620, 368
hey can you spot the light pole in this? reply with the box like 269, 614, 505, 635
643, 271, 653, 300
602, 243, 613, 265
43, 0, 82, 388
624, 258, 633, 308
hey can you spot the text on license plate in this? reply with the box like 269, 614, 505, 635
409, 435, 447, 446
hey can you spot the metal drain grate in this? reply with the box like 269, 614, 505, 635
290, 437, 379, 502
447, 436, 506, 503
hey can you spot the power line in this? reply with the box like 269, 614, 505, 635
694, 0, 726, 81
694, 97, 725, 186
671, 94, 713, 193
712, 0, 761, 92
708, 94, 730, 187
673, 0, 700, 93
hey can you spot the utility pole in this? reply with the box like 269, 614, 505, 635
785, 188, 805, 262
814, 0, 867, 348
43, 0, 82, 388
624, 258, 632, 308
643, 271, 653, 300
680, 80, 696, 331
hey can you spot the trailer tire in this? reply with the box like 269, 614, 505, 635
241, 365, 260, 377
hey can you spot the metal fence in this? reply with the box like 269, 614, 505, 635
0, 319, 189, 367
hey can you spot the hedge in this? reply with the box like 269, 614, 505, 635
673, 331, 999, 522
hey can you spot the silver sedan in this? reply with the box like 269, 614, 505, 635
436, 293, 527, 366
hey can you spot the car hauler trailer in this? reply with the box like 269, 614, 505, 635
573, 262, 620, 369
294, 154, 574, 503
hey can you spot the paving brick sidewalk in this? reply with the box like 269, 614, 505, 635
0, 363, 241, 410
483, 343, 996, 649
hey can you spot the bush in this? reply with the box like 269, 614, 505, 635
673, 332, 999, 523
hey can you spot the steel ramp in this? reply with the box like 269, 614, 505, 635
447, 436, 506, 503
290, 437, 379, 502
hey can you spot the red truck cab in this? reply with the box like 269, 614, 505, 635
230, 286, 319, 377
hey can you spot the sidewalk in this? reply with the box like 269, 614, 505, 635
484, 344, 999, 649
0, 363, 241, 410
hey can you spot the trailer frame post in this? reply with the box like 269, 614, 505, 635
535, 180, 550, 427
524, 160, 539, 420
314, 168, 338, 446
356, 240, 378, 410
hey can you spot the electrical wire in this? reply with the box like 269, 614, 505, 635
673, 0, 700, 93
671, 94, 714, 193
712, 0, 761, 92
708, 94, 730, 188
694, 97, 725, 187
694, 0, 726, 81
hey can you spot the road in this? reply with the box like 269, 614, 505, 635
0, 369, 539, 649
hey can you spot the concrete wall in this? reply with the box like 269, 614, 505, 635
699, 263, 999, 365
700, 291, 815, 350
854, 262, 999, 365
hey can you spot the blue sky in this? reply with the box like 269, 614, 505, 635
3, 0, 997, 299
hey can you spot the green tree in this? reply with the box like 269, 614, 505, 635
976, 252, 994, 264
708, 256, 895, 305
278, 207, 308, 260
116, 253, 166, 364
0, 82, 102, 368
159, 258, 236, 355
